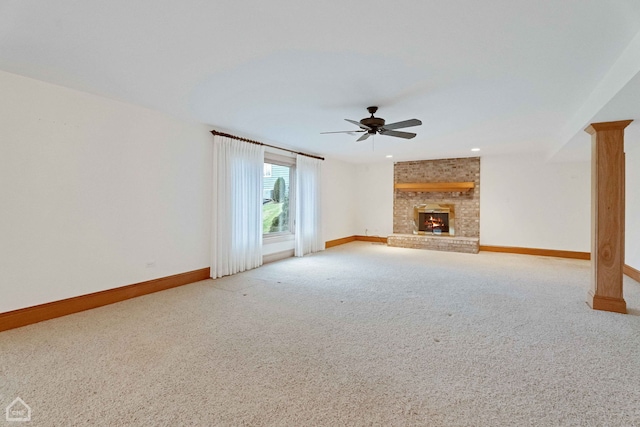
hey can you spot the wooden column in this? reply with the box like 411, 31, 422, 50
585, 120, 632, 314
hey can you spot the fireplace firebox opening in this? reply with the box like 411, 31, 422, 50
419, 212, 449, 233
413, 204, 455, 236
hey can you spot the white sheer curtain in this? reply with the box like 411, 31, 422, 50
211, 135, 265, 278
295, 154, 324, 257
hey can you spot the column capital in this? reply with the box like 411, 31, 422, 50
585, 120, 633, 135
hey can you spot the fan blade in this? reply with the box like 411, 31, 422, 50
356, 133, 372, 142
345, 119, 371, 130
320, 130, 365, 134
381, 119, 422, 131
379, 129, 416, 139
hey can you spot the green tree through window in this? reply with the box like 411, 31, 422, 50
263, 163, 291, 234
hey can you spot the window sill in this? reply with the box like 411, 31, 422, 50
263, 233, 295, 244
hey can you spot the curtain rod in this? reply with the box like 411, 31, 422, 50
210, 130, 325, 161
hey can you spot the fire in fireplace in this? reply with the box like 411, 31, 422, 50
413, 204, 455, 236
419, 212, 449, 233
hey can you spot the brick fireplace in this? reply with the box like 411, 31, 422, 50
388, 157, 480, 253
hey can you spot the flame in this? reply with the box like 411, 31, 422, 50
425, 215, 446, 228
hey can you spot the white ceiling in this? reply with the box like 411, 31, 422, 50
2, 0, 640, 163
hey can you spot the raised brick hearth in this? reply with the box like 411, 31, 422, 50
392, 157, 480, 254
387, 234, 479, 253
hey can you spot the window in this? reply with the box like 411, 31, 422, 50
263, 154, 294, 236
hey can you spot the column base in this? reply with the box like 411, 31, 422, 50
587, 291, 627, 314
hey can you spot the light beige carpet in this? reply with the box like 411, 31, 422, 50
1, 242, 640, 426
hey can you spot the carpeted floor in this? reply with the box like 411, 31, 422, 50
1, 242, 640, 426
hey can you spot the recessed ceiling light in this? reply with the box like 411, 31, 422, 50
471, 148, 481, 152
386, 155, 393, 158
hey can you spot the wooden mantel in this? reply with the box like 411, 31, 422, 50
394, 182, 475, 192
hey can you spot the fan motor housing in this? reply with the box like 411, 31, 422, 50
361, 117, 385, 129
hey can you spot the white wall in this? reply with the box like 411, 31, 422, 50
321, 157, 358, 242
0, 70, 212, 313
626, 141, 640, 271
480, 153, 590, 251
354, 162, 394, 237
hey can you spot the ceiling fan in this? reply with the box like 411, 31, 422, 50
321, 106, 422, 142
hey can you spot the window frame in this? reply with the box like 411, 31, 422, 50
263, 163, 272, 178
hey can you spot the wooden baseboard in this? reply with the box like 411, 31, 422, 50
479, 246, 640, 283
325, 236, 357, 248
326, 235, 388, 248
625, 264, 640, 283
325, 239, 640, 283
0, 267, 210, 333
355, 235, 388, 244
479, 245, 591, 260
